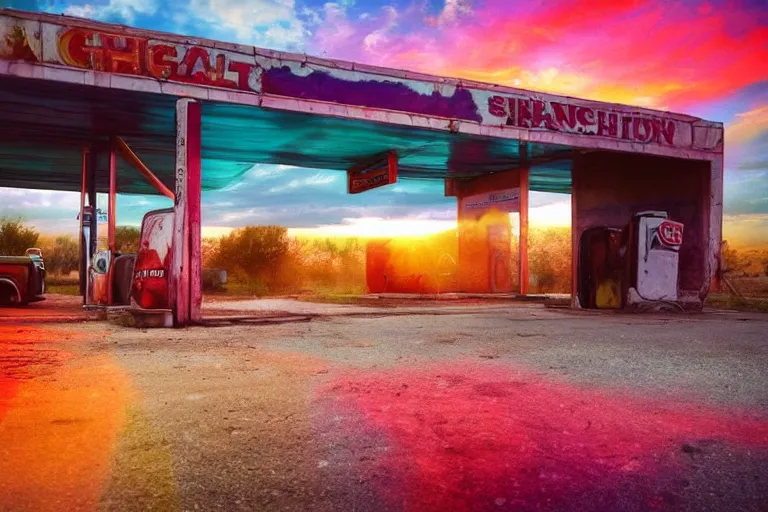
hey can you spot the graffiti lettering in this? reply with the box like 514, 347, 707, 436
135, 268, 166, 279
552, 103, 577, 130
350, 173, 388, 192
488, 95, 679, 146
597, 111, 618, 138
487, 95, 508, 118
58, 28, 259, 92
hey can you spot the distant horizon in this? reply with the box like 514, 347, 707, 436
17, 210, 768, 250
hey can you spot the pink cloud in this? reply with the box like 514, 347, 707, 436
312, 0, 767, 111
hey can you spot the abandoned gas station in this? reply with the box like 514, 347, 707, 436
0, 9, 724, 326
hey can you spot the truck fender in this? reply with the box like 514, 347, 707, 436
0, 277, 22, 304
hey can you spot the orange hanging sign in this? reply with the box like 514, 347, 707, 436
347, 151, 398, 194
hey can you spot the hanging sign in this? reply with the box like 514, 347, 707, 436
347, 151, 398, 194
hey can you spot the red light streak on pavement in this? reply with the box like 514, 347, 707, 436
0, 325, 74, 423
319, 362, 768, 511
0, 324, 131, 512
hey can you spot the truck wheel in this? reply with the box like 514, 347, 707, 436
0, 282, 16, 306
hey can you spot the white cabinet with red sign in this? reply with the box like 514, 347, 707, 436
634, 211, 684, 301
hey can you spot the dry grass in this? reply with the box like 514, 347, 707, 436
706, 293, 768, 313
726, 275, 768, 298
45, 275, 80, 296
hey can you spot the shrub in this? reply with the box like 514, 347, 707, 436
209, 226, 290, 289
45, 235, 79, 275
529, 227, 572, 293
115, 226, 141, 254
0, 218, 39, 256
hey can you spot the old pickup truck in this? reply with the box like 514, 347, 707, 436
0, 248, 46, 306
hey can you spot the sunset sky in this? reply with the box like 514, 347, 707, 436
1, 0, 766, 244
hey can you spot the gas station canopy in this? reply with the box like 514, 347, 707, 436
0, 9, 722, 196
0, 75, 574, 194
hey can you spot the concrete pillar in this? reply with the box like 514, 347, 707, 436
708, 154, 724, 297
107, 137, 117, 306
78, 146, 91, 300
519, 168, 529, 296
453, 169, 525, 294
170, 99, 203, 326
571, 160, 582, 308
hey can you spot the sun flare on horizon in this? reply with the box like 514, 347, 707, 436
201, 202, 573, 240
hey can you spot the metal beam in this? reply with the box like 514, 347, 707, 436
115, 136, 175, 200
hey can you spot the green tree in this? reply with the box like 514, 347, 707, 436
0, 218, 39, 256
210, 226, 290, 294
46, 235, 79, 275
115, 226, 141, 254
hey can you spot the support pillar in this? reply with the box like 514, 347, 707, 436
88, 148, 98, 260
78, 146, 89, 299
708, 155, 724, 298
170, 99, 202, 326
571, 160, 581, 308
519, 167, 529, 296
107, 137, 117, 306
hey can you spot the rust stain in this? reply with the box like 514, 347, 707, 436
4, 24, 37, 62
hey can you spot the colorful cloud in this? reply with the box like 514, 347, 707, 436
0, 0, 766, 244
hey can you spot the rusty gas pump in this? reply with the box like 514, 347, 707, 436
626, 211, 684, 303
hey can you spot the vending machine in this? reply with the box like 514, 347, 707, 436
627, 211, 684, 301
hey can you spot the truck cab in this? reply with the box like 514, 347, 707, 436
0, 248, 46, 306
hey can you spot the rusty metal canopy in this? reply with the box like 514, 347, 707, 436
0, 75, 574, 195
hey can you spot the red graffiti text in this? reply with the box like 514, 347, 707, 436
58, 28, 257, 91
488, 96, 678, 146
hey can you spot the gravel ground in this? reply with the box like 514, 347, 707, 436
2, 304, 767, 511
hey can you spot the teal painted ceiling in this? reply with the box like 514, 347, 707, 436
0, 75, 573, 196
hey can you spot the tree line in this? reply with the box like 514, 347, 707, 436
0, 218, 140, 275
4, 217, 764, 297
204, 226, 367, 295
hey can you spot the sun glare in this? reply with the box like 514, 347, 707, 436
529, 201, 572, 228
290, 218, 457, 238
201, 226, 235, 238
202, 203, 572, 240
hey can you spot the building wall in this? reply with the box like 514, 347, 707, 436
572, 152, 712, 301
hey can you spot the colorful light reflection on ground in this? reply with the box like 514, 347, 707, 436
317, 362, 768, 511
1, 311, 767, 511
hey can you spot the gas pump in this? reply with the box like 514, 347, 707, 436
578, 211, 685, 309
627, 211, 684, 302
77, 138, 176, 320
